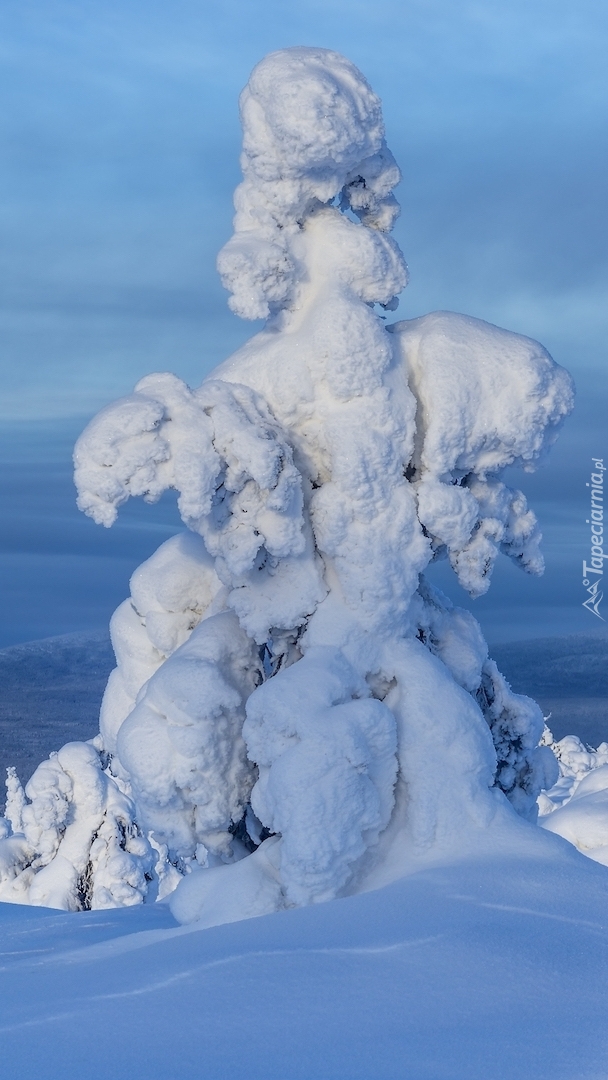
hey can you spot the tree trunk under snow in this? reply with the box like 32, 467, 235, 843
0, 47, 573, 921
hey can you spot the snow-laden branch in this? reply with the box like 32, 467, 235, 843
75, 375, 307, 582
398, 311, 574, 595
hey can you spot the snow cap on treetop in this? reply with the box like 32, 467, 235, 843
218, 47, 403, 318
240, 47, 386, 186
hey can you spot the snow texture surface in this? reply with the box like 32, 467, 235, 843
1, 830, 608, 1080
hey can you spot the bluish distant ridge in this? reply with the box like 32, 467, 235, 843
0, 631, 114, 789
1, 630, 608, 799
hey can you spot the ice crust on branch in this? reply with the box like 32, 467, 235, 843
0, 47, 573, 919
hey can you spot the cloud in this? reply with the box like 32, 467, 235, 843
1, 1, 605, 413
0, 0, 606, 643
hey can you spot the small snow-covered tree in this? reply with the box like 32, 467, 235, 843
0, 48, 572, 918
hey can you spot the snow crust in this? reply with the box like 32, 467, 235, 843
0, 47, 575, 923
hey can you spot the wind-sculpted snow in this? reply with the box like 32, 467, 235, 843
0, 47, 575, 919
117, 612, 260, 860
217, 47, 404, 320
99, 532, 224, 754
413, 579, 558, 821
4, 837, 608, 1080
244, 648, 398, 904
75, 376, 306, 574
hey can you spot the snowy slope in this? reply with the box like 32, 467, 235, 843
1, 826, 607, 1080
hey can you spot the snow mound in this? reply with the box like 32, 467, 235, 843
244, 646, 397, 905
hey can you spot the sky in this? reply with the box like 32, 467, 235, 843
1, 0, 607, 647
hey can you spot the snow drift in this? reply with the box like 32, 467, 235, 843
0, 47, 575, 920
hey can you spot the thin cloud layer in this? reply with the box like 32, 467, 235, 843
0, 1, 606, 644
1, 0, 606, 416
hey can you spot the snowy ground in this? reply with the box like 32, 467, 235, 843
1, 826, 607, 1080
1, 631, 608, 1077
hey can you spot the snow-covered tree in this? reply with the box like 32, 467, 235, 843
0, 47, 573, 920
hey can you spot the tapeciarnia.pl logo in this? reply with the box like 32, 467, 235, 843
582, 458, 606, 620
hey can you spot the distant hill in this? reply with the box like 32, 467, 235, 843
492, 633, 608, 747
1, 631, 608, 807
0, 632, 114, 790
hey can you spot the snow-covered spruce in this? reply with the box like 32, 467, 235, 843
535, 728, 608, 867
0, 745, 155, 909
0, 47, 572, 917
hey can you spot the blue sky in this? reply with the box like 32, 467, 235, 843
1, 0, 607, 646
